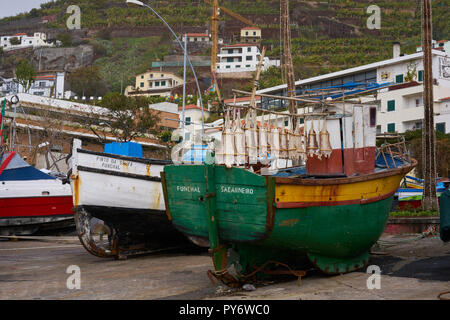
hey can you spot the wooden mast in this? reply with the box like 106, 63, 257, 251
281, 0, 297, 127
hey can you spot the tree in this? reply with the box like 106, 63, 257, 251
15, 60, 36, 93
56, 33, 72, 47
67, 66, 107, 97
92, 92, 161, 142
9, 37, 20, 45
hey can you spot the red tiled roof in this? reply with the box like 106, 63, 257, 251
436, 40, 448, 43
178, 104, 208, 111
222, 43, 255, 48
187, 33, 209, 37
35, 75, 56, 80
440, 97, 450, 101
13, 33, 27, 36
241, 27, 261, 30
224, 96, 261, 103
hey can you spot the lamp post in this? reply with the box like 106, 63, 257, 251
125, 0, 205, 136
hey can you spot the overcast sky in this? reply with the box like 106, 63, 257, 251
0, 0, 53, 19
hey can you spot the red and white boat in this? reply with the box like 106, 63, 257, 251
0, 151, 74, 235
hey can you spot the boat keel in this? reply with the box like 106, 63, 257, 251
307, 251, 370, 274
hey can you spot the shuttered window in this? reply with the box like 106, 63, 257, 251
418, 70, 424, 82
387, 123, 396, 133
395, 74, 404, 83
387, 100, 395, 112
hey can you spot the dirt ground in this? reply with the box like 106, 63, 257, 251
0, 234, 449, 300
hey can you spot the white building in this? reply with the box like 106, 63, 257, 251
217, 44, 280, 74
257, 44, 450, 134
182, 33, 210, 43
0, 33, 53, 51
1, 72, 66, 99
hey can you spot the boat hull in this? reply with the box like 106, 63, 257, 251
69, 141, 191, 258
162, 163, 414, 278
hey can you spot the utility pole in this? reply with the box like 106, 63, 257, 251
281, 0, 297, 126
421, 0, 438, 211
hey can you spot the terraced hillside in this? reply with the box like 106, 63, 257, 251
0, 0, 448, 91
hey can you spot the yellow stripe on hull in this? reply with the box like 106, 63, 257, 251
275, 174, 403, 204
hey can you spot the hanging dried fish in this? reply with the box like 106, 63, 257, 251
306, 118, 319, 158
246, 109, 258, 164
296, 117, 306, 161
287, 118, 297, 161
259, 112, 269, 164
279, 119, 287, 159
235, 109, 246, 166
319, 117, 332, 159
224, 109, 235, 167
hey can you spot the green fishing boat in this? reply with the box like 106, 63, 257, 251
161, 103, 416, 286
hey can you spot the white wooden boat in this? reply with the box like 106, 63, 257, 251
68, 139, 189, 258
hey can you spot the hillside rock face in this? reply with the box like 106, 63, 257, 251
31, 45, 94, 71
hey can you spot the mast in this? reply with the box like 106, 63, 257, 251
281, 0, 297, 127
421, 0, 438, 210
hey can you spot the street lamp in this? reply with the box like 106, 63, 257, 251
125, 0, 205, 135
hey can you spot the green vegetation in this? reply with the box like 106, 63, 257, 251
92, 36, 170, 93
15, 60, 36, 93
390, 210, 439, 217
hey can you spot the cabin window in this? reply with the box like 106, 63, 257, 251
387, 123, 396, 133
418, 70, 424, 82
395, 74, 404, 83
369, 107, 376, 127
387, 100, 395, 112
436, 122, 446, 133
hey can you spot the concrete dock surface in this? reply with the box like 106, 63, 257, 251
0, 234, 449, 300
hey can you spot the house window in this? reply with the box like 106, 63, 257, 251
387, 100, 395, 112
300, 118, 304, 124
245, 31, 249, 36
418, 70, 424, 82
247, 47, 251, 52
284, 120, 289, 127
161, 74, 164, 77
150, 74, 153, 78
226, 65, 231, 69
227, 57, 234, 62
140, 82, 144, 88
395, 74, 404, 83
141, 75, 144, 79
246, 56, 252, 61
415, 121, 422, 129
236, 65, 240, 68
436, 122, 446, 133
245, 65, 251, 68
376, 125, 381, 135
185, 117, 191, 125
415, 99, 420, 107
161, 81, 166, 86
253, 31, 256, 36
387, 123, 396, 133
228, 49, 233, 54
194, 38, 197, 42
155, 81, 160, 87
